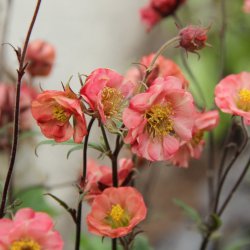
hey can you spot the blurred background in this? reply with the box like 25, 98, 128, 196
1, 0, 250, 249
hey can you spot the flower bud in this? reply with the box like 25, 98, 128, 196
178, 25, 209, 53
26, 40, 56, 77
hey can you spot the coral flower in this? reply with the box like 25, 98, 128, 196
215, 72, 250, 124
80, 68, 135, 131
26, 40, 56, 77
243, 0, 250, 13
140, 0, 186, 30
82, 158, 134, 203
0, 208, 63, 250
171, 110, 219, 167
87, 187, 147, 238
31, 86, 87, 143
125, 54, 188, 88
123, 76, 195, 161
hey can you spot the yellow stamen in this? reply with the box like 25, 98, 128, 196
101, 87, 125, 119
110, 204, 125, 222
105, 204, 130, 229
10, 239, 41, 250
145, 103, 174, 138
237, 88, 250, 111
53, 105, 68, 122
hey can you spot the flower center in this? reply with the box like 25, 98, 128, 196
237, 88, 250, 111
145, 103, 174, 138
191, 131, 204, 146
10, 239, 41, 250
53, 105, 68, 122
101, 87, 125, 119
105, 204, 130, 229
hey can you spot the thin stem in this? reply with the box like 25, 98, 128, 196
112, 239, 117, 250
0, 0, 42, 218
100, 124, 111, 153
218, 0, 227, 80
142, 36, 181, 83
75, 117, 95, 250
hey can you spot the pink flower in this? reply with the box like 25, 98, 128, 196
82, 158, 134, 203
140, 5, 162, 31
31, 86, 87, 143
26, 40, 56, 77
80, 68, 135, 131
243, 0, 250, 13
123, 76, 195, 161
140, 0, 186, 30
171, 110, 219, 167
215, 72, 250, 124
87, 187, 147, 238
0, 82, 37, 132
0, 208, 63, 250
179, 25, 209, 53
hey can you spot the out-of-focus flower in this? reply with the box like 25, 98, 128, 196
125, 53, 188, 88
243, 0, 250, 13
0, 208, 63, 250
26, 40, 56, 77
215, 72, 250, 124
179, 25, 209, 53
31, 86, 87, 143
87, 187, 147, 238
0, 82, 37, 131
80, 68, 135, 131
171, 110, 219, 167
140, 0, 186, 31
123, 76, 195, 161
81, 158, 133, 203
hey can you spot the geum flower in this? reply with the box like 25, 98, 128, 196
125, 53, 188, 89
80, 68, 135, 132
123, 76, 195, 161
32, 85, 87, 143
0, 208, 63, 250
215, 72, 250, 124
140, 0, 186, 31
25, 39, 56, 77
171, 110, 219, 167
81, 158, 134, 204
87, 187, 147, 238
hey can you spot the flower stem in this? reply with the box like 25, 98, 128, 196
143, 36, 181, 83
0, 0, 42, 218
75, 117, 95, 250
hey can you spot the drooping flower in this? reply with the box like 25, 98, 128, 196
125, 53, 188, 88
178, 25, 209, 54
123, 76, 195, 161
87, 187, 147, 238
0, 208, 63, 250
31, 85, 87, 143
215, 72, 250, 124
0, 82, 37, 131
140, 0, 186, 31
26, 40, 56, 77
243, 0, 250, 13
80, 68, 135, 131
171, 110, 219, 167
81, 158, 133, 203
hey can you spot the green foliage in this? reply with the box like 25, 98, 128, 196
14, 187, 57, 216
80, 235, 153, 250
224, 239, 250, 250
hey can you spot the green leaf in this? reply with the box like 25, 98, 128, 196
173, 198, 202, 224
209, 213, 222, 231
35, 139, 82, 157
225, 239, 250, 250
14, 187, 56, 216
66, 145, 83, 159
45, 193, 76, 222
